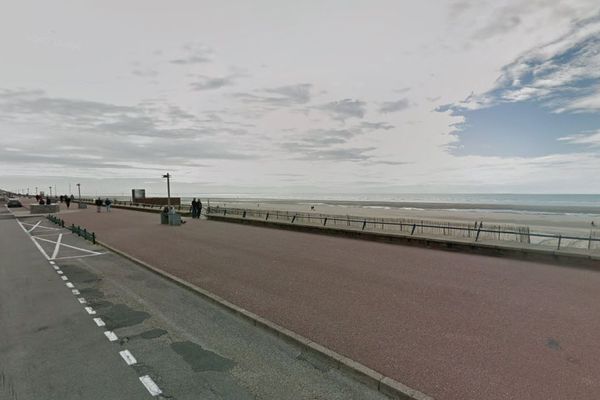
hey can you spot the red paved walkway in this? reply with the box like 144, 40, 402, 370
59, 206, 600, 400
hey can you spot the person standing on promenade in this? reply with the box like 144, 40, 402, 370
65, 196, 71, 208
95, 198, 102, 212
105, 198, 112, 212
190, 198, 198, 218
198, 199, 203, 218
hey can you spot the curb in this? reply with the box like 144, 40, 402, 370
206, 214, 600, 270
95, 239, 433, 400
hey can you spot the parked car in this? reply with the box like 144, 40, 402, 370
7, 198, 22, 208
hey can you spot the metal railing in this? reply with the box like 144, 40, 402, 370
47, 214, 96, 244
206, 206, 600, 252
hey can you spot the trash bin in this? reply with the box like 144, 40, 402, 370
160, 207, 169, 224
168, 210, 181, 226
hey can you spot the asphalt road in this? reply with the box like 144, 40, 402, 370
57, 205, 600, 400
0, 210, 387, 400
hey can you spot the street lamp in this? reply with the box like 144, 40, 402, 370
162, 173, 171, 208
49, 186, 52, 197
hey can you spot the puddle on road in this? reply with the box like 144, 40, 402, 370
101, 304, 150, 330
171, 341, 236, 372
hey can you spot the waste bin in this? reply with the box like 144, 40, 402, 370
160, 207, 169, 224
168, 210, 181, 226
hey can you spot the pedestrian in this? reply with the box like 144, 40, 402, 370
65, 196, 71, 208
198, 199, 202, 218
46, 196, 52, 205
190, 198, 198, 218
95, 198, 102, 212
105, 198, 112, 212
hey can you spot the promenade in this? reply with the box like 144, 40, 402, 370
58, 205, 600, 400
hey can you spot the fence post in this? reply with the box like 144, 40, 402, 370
92, 232, 96, 244
291, 215, 296, 223
475, 225, 482, 242
411, 224, 416, 235
243, 210, 247, 218
266, 213, 269, 221
589, 234, 593, 250
77, 226, 81, 236
557, 235, 562, 250
324, 217, 328, 226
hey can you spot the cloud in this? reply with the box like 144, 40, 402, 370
360, 121, 394, 130
317, 99, 366, 120
443, 13, 600, 113
190, 75, 235, 91
170, 43, 214, 65
379, 98, 410, 113
132, 68, 159, 78
264, 84, 312, 104
233, 83, 312, 108
558, 130, 600, 146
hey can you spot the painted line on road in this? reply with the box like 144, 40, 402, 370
57, 270, 63, 274
61, 276, 68, 281
35, 236, 104, 255
93, 317, 105, 327
26, 220, 42, 232
77, 297, 87, 304
53, 265, 60, 270
72, 289, 80, 295
84, 306, 96, 315
139, 375, 162, 396
51, 233, 63, 259
49, 261, 56, 265
104, 331, 118, 342
52, 253, 108, 260
119, 350, 137, 365
16, 219, 51, 260
66, 282, 75, 288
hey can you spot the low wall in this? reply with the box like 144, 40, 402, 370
132, 197, 181, 206
30, 204, 60, 214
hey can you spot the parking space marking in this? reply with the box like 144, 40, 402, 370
66, 282, 75, 288
57, 270, 63, 274
84, 307, 96, 315
53, 265, 60, 270
61, 276, 68, 281
119, 350, 137, 366
49, 261, 56, 265
78, 297, 87, 304
51, 233, 63, 259
139, 375, 162, 396
26, 221, 42, 233
104, 331, 118, 342
93, 318, 105, 327
72, 289, 80, 295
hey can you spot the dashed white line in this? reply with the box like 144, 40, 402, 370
53, 265, 60, 270
66, 282, 75, 288
56, 270, 63, 274
51, 233, 63, 259
84, 307, 96, 315
104, 331, 118, 342
71, 289, 80, 295
77, 297, 87, 304
119, 350, 137, 365
93, 317, 105, 327
139, 375, 162, 396
61, 276, 68, 281
49, 261, 56, 265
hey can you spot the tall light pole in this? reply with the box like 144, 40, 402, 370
49, 186, 52, 197
35, 186, 38, 196
162, 173, 171, 208
77, 183, 81, 202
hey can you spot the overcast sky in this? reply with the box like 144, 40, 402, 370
1, 0, 600, 196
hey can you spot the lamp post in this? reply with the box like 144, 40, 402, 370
49, 186, 52, 197
162, 173, 171, 208
35, 187, 38, 196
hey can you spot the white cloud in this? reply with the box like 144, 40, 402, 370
558, 130, 600, 146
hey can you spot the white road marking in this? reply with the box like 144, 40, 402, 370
53, 265, 60, 270
93, 318, 105, 327
35, 236, 103, 255
139, 375, 162, 396
52, 253, 108, 260
21, 222, 60, 231
119, 350, 137, 365
66, 282, 75, 288
49, 261, 56, 265
71, 289, 80, 295
61, 276, 68, 281
51, 233, 63, 259
57, 270, 63, 274
77, 297, 87, 304
104, 331, 118, 341
26, 221, 42, 233
84, 306, 96, 315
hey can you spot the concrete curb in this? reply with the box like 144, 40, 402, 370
206, 214, 600, 270
95, 239, 434, 400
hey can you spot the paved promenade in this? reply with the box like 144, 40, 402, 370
58, 206, 600, 400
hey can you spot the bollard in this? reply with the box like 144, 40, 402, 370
77, 226, 81, 236
243, 211, 247, 218
92, 232, 96, 244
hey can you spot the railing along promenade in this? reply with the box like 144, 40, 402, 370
205, 206, 600, 253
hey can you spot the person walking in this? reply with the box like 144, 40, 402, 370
190, 198, 198, 218
105, 198, 112, 212
198, 199, 203, 218
95, 198, 102, 212
65, 196, 71, 208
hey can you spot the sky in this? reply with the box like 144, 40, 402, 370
1, 0, 600, 197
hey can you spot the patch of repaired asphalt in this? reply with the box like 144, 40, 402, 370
170, 341, 235, 372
